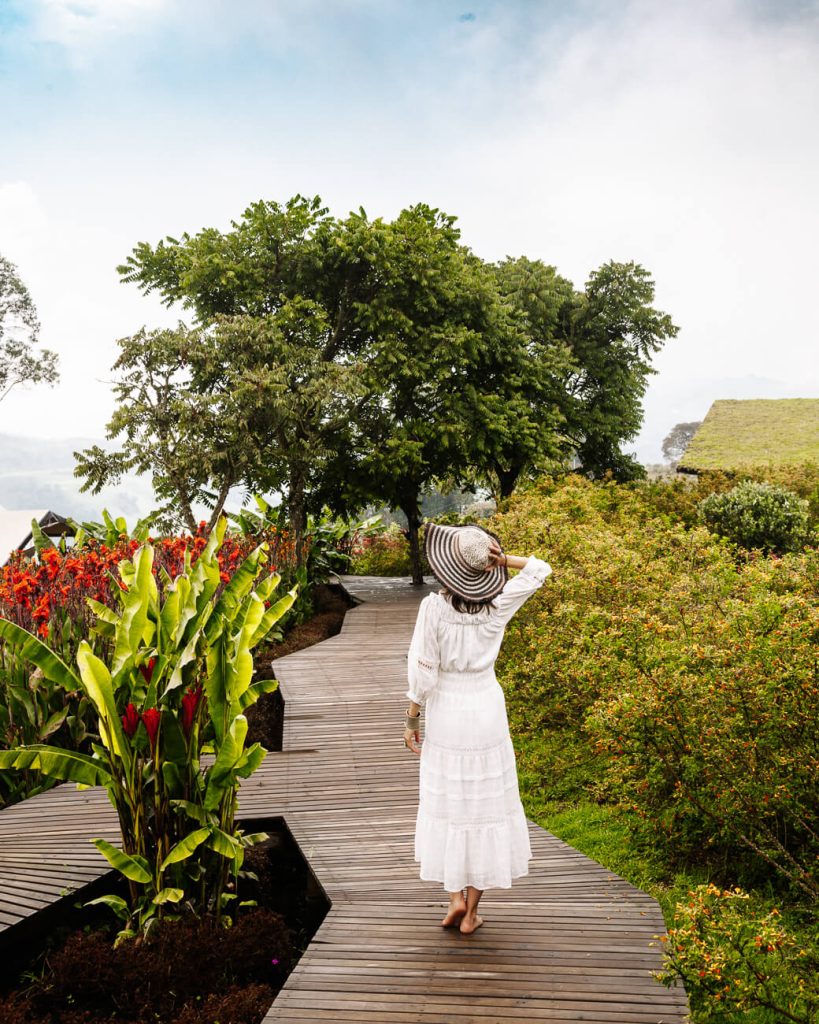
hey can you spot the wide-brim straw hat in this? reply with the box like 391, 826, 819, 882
423, 522, 508, 602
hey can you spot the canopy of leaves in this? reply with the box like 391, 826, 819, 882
0, 253, 59, 402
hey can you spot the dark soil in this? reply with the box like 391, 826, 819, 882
246, 583, 352, 750
0, 819, 329, 1024
0, 583, 349, 1024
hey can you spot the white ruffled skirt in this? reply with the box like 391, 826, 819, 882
414, 668, 532, 891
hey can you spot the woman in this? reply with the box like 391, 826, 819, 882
403, 522, 552, 935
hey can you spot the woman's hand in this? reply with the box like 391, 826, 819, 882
485, 540, 505, 569
404, 725, 421, 754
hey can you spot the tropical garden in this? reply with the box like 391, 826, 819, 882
0, 194, 817, 1022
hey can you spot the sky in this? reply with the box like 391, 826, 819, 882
1, 0, 818, 517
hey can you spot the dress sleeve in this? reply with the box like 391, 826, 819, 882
490, 556, 552, 627
406, 594, 440, 707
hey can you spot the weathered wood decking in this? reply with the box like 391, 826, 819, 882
0, 576, 689, 1022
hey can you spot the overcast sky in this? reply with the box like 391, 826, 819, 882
1, 0, 818, 501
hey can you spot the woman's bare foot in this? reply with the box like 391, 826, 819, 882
441, 892, 467, 927
459, 912, 484, 935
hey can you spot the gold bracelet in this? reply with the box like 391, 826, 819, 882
405, 712, 420, 731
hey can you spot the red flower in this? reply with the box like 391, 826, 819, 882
181, 685, 203, 738
122, 703, 140, 738
141, 707, 161, 750
139, 658, 156, 684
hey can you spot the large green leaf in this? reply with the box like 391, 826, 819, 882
206, 544, 267, 641
204, 714, 248, 809
0, 619, 82, 691
250, 587, 298, 647
0, 745, 111, 786
160, 827, 211, 870
85, 893, 130, 919
77, 642, 127, 761
153, 888, 184, 905
92, 838, 152, 883
235, 741, 266, 779
171, 799, 214, 826
207, 827, 242, 860
86, 599, 121, 627
239, 677, 279, 711
112, 543, 157, 677
30, 517, 56, 555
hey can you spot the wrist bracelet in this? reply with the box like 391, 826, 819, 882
405, 713, 420, 731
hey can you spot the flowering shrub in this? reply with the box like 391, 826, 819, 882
350, 523, 414, 576
0, 522, 298, 808
490, 474, 818, 1013
494, 476, 819, 893
698, 480, 813, 553
660, 884, 819, 1021
0, 518, 297, 940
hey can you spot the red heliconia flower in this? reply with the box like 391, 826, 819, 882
122, 703, 140, 738
139, 658, 157, 684
141, 707, 161, 750
181, 684, 203, 738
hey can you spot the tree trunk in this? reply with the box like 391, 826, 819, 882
497, 466, 520, 500
400, 494, 424, 585
207, 475, 234, 532
288, 465, 308, 568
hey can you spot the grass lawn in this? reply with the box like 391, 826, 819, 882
679, 398, 819, 471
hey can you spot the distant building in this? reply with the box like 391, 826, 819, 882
0, 508, 73, 565
678, 398, 819, 473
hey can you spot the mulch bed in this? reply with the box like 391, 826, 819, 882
0, 584, 349, 1024
246, 583, 353, 750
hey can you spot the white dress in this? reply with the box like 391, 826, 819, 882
406, 556, 553, 892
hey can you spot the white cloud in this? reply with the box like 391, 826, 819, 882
26, 0, 168, 65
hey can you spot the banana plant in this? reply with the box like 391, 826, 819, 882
0, 516, 296, 941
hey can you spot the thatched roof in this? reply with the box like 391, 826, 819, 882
678, 398, 819, 472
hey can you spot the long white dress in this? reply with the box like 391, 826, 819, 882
406, 556, 552, 892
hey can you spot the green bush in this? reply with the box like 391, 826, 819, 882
350, 524, 415, 576
661, 884, 819, 1022
698, 480, 812, 553
488, 474, 819, 1017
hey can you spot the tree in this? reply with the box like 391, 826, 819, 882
0, 253, 58, 402
323, 206, 536, 582
485, 258, 576, 498
75, 309, 360, 546
490, 258, 678, 489
75, 324, 251, 532
663, 421, 702, 464
562, 261, 679, 481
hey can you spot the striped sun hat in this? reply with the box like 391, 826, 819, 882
423, 523, 508, 602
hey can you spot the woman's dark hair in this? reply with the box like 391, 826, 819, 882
440, 589, 495, 615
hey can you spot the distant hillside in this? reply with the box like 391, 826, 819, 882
679, 399, 819, 471
0, 433, 156, 519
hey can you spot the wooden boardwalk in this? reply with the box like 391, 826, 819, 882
0, 575, 689, 1022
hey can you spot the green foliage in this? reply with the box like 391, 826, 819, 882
698, 480, 813, 553
0, 518, 296, 940
489, 474, 818, 1015
661, 884, 819, 1022
110, 194, 678, 579
494, 258, 678, 489
0, 252, 59, 402
350, 523, 414, 576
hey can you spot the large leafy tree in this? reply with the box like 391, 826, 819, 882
75, 324, 255, 532
564, 261, 678, 480
0, 253, 59, 402
323, 206, 550, 582
496, 258, 678, 486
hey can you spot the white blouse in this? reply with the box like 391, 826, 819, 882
406, 556, 553, 706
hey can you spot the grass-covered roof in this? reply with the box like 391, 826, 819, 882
679, 398, 819, 471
